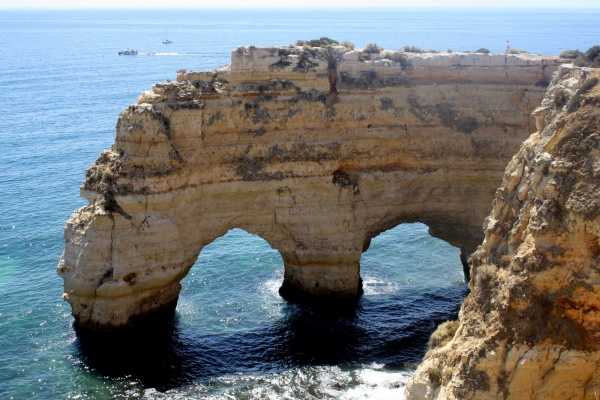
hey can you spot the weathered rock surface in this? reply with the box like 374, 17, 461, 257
57, 46, 560, 330
406, 66, 600, 399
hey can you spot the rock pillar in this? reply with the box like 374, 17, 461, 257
279, 251, 362, 299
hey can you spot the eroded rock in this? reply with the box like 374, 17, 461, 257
57, 46, 561, 330
406, 66, 600, 399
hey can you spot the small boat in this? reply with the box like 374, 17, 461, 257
163, 30, 173, 44
118, 49, 138, 55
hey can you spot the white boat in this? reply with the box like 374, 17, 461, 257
118, 49, 138, 55
163, 30, 173, 44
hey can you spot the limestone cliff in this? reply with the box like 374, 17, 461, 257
406, 66, 600, 399
57, 46, 560, 330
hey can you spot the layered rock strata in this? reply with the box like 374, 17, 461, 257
57, 46, 560, 329
406, 66, 600, 398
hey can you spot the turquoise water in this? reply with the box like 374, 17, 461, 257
1, 8, 599, 399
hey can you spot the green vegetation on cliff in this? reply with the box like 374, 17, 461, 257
559, 45, 600, 68
296, 37, 339, 47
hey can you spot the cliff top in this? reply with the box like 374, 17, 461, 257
176, 45, 560, 80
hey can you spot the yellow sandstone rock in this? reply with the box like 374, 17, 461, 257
406, 65, 600, 399
57, 46, 560, 330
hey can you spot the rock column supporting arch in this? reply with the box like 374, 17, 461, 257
58, 47, 561, 330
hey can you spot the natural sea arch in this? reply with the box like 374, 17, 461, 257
176, 224, 468, 360
73, 225, 468, 390
175, 224, 468, 324
173, 223, 468, 369
177, 228, 286, 334
360, 223, 466, 296
57, 49, 560, 330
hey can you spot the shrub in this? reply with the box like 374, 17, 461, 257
559, 49, 583, 59
364, 43, 384, 53
587, 45, 600, 59
443, 368, 453, 382
298, 37, 339, 48
427, 366, 442, 386
402, 45, 424, 53
447, 48, 453, 53
340, 40, 355, 50
553, 89, 571, 108
567, 77, 600, 113
475, 264, 497, 293
428, 49, 438, 53
573, 45, 600, 68
475, 48, 490, 54
428, 320, 460, 350
387, 51, 412, 70
507, 48, 529, 54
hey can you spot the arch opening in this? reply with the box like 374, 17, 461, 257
177, 228, 285, 333
73, 224, 470, 394
361, 222, 467, 295
358, 222, 469, 360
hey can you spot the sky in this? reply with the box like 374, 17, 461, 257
1, 0, 599, 8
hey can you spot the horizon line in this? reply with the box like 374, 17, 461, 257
3, 5, 600, 9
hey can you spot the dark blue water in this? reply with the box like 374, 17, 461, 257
1, 8, 598, 399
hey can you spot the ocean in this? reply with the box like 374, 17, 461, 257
0, 7, 598, 399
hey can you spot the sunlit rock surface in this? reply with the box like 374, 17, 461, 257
57, 46, 560, 330
406, 66, 600, 399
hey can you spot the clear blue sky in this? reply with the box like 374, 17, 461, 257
2, 0, 599, 8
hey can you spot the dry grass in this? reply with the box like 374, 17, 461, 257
559, 49, 583, 59
567, 77, 599, 113
428, 320, 460, 351
340, 40, 355, 50
427, 365, 442, 385
475, 264, 497, 292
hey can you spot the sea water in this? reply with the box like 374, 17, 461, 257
0, 8, 598, 399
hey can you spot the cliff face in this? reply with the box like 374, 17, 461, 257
406, 66, 600, 399
57, 46, 560, 330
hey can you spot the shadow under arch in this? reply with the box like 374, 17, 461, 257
72, 226, 469, 392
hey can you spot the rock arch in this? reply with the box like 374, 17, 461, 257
179, 227, 285, 304
57, 46, 561, 330
359, 222, 466, 288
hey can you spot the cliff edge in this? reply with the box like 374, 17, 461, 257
406, 65, 600, 399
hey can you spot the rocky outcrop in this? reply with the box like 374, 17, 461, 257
57, 46, 560, 330
406, 66, 600, 399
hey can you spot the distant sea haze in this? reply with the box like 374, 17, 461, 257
0, 8, 598, 399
